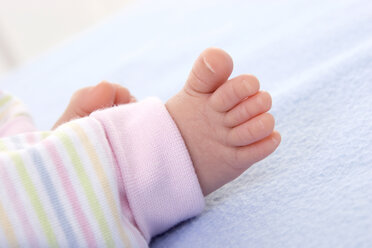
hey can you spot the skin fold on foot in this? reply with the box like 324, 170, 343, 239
166, 47, 281, 195
53, 81, 135, 129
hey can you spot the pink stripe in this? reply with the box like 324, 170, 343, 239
0, 116, 37, 138
25, 132, 36, 142
92, 121, 135, 224
25, 132, 36, 145
0, 161, 39, 246
45, 139, 97, 247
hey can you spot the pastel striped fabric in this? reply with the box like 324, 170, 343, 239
0, 92, 37, 137
0, 93, 205, 247
0, 93, 145, 247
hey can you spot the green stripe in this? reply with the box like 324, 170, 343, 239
71, 123, 132, 247
14, 112, 32, 118
57, 131, 114, 247
40, 131, 52, 139
10, 152, 58, 247
0, 140, 7, 151
0, 95, 12, 107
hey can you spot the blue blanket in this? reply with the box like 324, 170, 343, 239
1, 0, 371, 247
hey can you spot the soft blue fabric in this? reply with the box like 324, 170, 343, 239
1, 0, 371, 247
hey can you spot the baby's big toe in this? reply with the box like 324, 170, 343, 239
186, 47, 233, 94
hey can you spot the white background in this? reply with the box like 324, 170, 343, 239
0, 0, 130, 75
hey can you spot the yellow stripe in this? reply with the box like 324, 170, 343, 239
56, 131, 115, 247
0, 95, 12, 107
0, 101, 23, 122
0, 202, 19, 247
9, 152, 58, 247
71, 123, 132, 247
40, 131, 52, 140
0, 140, 57, 246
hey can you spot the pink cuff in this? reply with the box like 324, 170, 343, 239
91, 98, 204, 242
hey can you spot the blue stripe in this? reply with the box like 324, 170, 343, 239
10, 136, 79, 246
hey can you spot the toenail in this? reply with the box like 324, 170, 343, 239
203, 56, 216, 73
242, 80, 253, 94
272, 136, 279, 146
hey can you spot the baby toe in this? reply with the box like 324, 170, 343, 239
224, 91, 272, 127
231, 131, 281, 171
209, 74, 260, 112
227, 113, 275, 147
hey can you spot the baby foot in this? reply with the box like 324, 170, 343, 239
53, 81, 135, 129
166, 48, 281, 195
